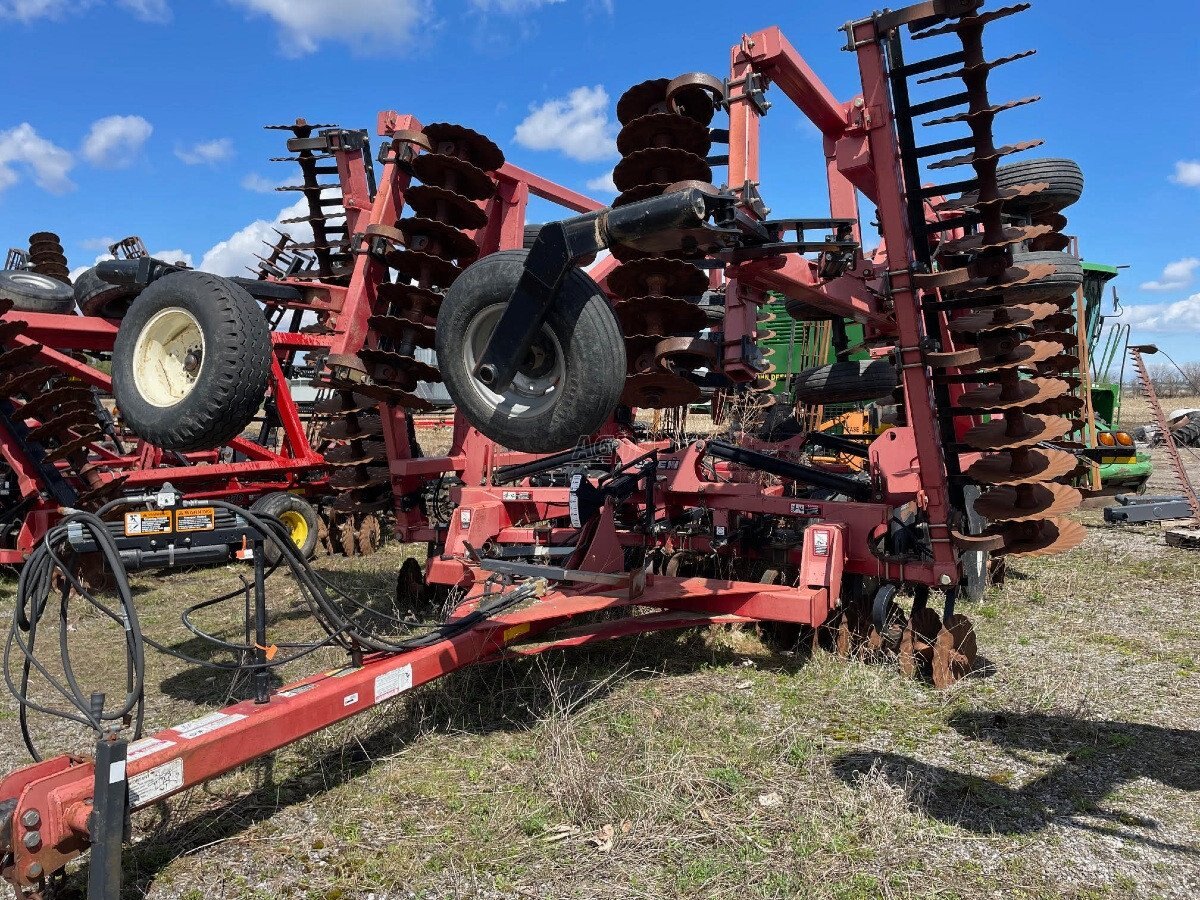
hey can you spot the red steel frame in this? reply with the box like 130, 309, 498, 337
1, 16, 974, 894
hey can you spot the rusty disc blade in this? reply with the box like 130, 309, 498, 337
940, 224, 1052, 257
928, 138, 1043, 170
607, 258, 708, 299
404, 184, 488, 231
612, 147, 712, 193
411, 153, 495, 202
75, 474, 130, 507
332, 492, 393, 514
44, 432, 97, 464
965, 339, 1066, 372
16, 386, 94, 420
1033, 211, 1069, 231
1028, 232, 1071, 253
965, 447, 1079, 485
0, 365, 62, 399
621, 372, 701, 408
963, 412, 1073, 450
325, 440, 385, 467
937, 181, 1049, 212
957, 376, 1068, 412
974, 482, 1082, 523
624, 335, 660, 374
948, 302, 1060, 333
931, 614, 977, 689
920, 262, 1056, 293
615, 297, 710, 337
617, 112, 712, 157
329, 466, 390, 491
0, 343, 44, 372
666, 72, 725, 125
395, 216, 480, 265
321, 353, 369, 380
1024, 394, 1084, 416
358, 349, 440, 385
1038, 312, 1077, 332
655, 336, 718, 371
616, 78, 670, 125
987, 516, 1087, 558
322, 415, 383, 441
27, 411, 98, 444
422, 122, 504, 172
386, 248, 464, 290
898, 606, 942, 677
912, 2, 1031, 39
0, 319, 28, 345
375, 283, 443, 321
367, 314, 436, 350
1035, 352, 1080, 375
328, 380, 433, 410
924, 96, 1040, 128
313, 393, 377, 416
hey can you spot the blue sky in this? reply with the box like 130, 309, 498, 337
0, 0, 1197, 361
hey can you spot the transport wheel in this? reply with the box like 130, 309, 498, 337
251, 492, 319, 564
437, 250, 625, 454
1006, 250, 1084, 304
994, 157, 1083, 213
792, 359, 897, 405
112, 271, 271, 452
74, 267, 142, 318
0, 270, 75, 314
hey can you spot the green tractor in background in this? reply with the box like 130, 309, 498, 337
759, 259, 1150, 495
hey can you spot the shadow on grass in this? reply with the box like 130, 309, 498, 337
832, 708, 1200, 855
67, 628, 765, 899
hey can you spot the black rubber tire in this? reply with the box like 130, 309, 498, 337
1006, 250, 1084, 303
74, 267, 142, 319
0, 270, 75, 314
523, 224, 543, 250
112, 271, 272, 452
994, 157, 1084, 213
1172, 419, 1200, 448
793, 359, 897, 405
437, 249, 626, 454
251, 492, 319, 564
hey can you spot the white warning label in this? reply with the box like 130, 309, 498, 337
128, 758, 184, 806
172, 711, 247, 740
126, 736, 176, 762
374, 664, 413, 703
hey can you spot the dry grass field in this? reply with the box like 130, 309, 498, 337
1, 410, 1197, 900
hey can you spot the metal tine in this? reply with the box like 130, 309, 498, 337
924, 95, 1039, 127
911, 2, 1032, 40
893, 49, 967, 78
917, 49, 1036, 84
927, 138, 1044, 169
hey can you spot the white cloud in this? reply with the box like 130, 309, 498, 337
230, 0, 429, 56
152, 248, 193, 266
514, 85, 617, 162
115, 0, 169, 21
471, 0, 563, 9
175, 138, 234, 166
1140, 257, 1200, 292
81, 115, 152, 167
80, 236, 117, 251
585, 170, 617, 193
0, 0, 172, 21
0, 123, 75, 194
241, 172, 283, 193
200, 198, 315, 276
1171, 160, 1200, 188
1124, 293, 1200, 332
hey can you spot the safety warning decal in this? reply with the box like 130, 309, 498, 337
172, 711, 247, 740
176, 508, 217, 532
124, 510, 172, 536
129, 758, 184, 806
374, 664, 413, 703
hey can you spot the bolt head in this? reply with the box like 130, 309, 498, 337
939, 574, 953, 586
26, 863, 43, 880
20, 810, 39, 828
22, 830, 40, 850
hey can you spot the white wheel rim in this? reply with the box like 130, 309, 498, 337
8, 272, 60, 291
463, 303, 565, 419
132, 307, 205, 408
